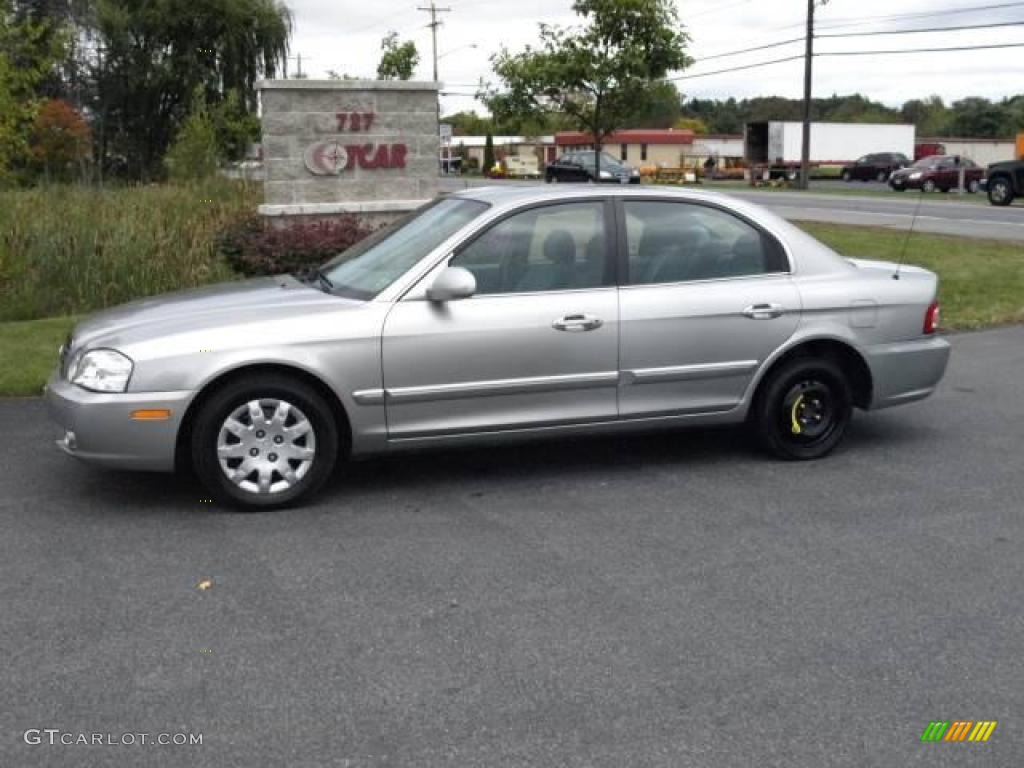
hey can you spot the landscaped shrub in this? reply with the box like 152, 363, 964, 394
216, 214, 376, 277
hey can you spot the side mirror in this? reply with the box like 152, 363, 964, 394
427, 266, 476, 302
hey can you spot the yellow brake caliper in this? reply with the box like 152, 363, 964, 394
790, 394, 805, 435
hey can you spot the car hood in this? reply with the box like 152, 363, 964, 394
70, 275, 355, 351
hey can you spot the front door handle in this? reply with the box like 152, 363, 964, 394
552, 313, 603, 332
742, 303, 785, 320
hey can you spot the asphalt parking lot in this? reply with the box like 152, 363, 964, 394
2, 325, 1023, 767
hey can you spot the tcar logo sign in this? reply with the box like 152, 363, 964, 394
302, 110, 409, 176
303, 141, 349, 176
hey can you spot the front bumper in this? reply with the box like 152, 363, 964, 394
865, 335, 951, 410
44, 372, 193, 472
888, 176, 921, 190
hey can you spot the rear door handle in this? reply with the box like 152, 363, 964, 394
742, 303, 785, 320
552, 313, 603, 332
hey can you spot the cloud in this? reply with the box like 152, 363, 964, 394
286, 0, 1024, 114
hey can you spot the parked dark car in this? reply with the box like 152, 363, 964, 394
840, 152, 911, 183
545, 151, 640, 184
888, 155, 985, 193
980, 160, 1023, 206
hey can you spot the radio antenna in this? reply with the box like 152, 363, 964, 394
894, 187, 926, 280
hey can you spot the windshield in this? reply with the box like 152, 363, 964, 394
578, 151, 624, 168
912, 156, 943, 168
320, 197, 489, 300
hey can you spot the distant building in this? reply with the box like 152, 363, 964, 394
555, 129, 744, 167
448, 135, 556, 169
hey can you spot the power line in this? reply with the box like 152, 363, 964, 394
819, 41, 1024, 55
670, 55, 805, 81
696, 37, 804, 63
770, 0, 1024, 32
673, 39, 1024, 82
815, 0, 1024, 31
690, 18, 1024, 66
819, 19, 1024, 37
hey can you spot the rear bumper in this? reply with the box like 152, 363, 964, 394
864, 335, 951, 410
44, 372, 192, 472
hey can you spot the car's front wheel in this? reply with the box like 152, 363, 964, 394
988, 177, 1014, 206
922, 179, 936, 193
191, 374, 340, 510
841, 170, 852, 182
754, 357, 852, 461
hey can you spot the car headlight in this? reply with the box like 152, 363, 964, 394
599, 170, 613, 179
71, 349, 134, 393
908, 172, 922, 180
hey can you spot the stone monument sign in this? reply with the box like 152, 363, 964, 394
257, 79, 440, 224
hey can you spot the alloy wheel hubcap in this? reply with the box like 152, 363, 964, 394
216, 398, 316, 495
992, 183, 1008, 202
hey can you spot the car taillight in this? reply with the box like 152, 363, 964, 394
923, 301, 940, 334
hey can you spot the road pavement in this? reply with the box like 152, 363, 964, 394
440, 177, 1024, 242
2, 326, 1023, 767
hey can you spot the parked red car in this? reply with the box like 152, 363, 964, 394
888, 155, 985, 193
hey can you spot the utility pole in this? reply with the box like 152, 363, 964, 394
799, 0, 816, 190
418, 0, 451, 84
418, 0, 451, 172
286, 54, 311, 79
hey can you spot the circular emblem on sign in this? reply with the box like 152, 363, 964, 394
303, 141, 349, 176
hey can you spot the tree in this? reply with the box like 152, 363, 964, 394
0, 0, 67, 183
672, 116, 707, 134
90, 0, 292, 180
630, 79, 681, 129
210, 88, 260, 161
483, 0, 691, 177
483, 131, 495, 174
30, 97, 90, 180
164, 90, 219, 181
948, 97, 1009, 139
901, 95, 951, 138
377, 30, 418, 81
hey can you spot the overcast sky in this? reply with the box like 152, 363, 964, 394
286, 0, 1024, 116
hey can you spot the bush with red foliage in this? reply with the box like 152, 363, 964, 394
217, 215, 376, 277
31, 99, 91, 179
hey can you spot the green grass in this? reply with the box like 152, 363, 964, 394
0, 179, 257, 322
796, 222, 1024, 330
0, 315, 78, 396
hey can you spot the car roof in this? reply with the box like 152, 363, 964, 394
449, 184, 736, 206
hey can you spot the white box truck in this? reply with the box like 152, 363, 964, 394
745, 121, 916, 179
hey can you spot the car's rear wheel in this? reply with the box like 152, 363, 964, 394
876, 170, 889, 183
841, 170, 852, 182
191, 374, 339, 510
967, 179, 980, 194
988, 177, 1014, 206
754, 358, 852, 461
922, 179, 936, 193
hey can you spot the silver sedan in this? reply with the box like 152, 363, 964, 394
46, 186, 950, 509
